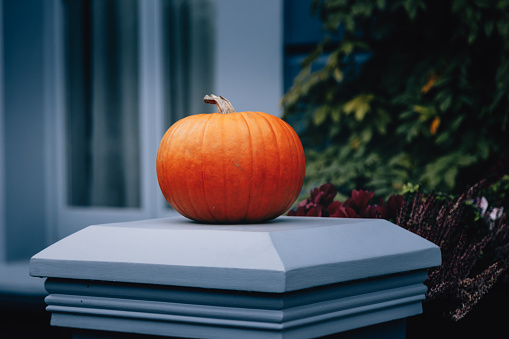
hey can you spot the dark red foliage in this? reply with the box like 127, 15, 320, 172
345, 190, 375, 214
287, 183, 337, 217
328, 201, 358, 218
377, 194, 404, 220
310, 182, 337, 206
288, 177, 509, 322
287, 184, 402, 221
360, 204, 379, 218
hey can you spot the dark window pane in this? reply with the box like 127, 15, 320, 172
161, 0, 216, 128
63, 0, 140, 207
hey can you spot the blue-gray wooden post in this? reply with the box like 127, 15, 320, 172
30, 216, 441, 338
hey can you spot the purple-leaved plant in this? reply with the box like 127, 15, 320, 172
287, 184, 403, 221
288, 176, 509, 321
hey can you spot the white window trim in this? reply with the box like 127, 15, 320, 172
1, 0, 283, 248
47, 0, 283, 240
46, 0, 177, 241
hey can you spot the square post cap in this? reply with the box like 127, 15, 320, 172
30, 216, 441, 293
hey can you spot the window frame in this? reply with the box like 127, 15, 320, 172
47, 0, 175, 240
0, 0, 283, 258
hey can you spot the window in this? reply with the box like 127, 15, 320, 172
1, 0, 283, 261
63, 0, 216, 211
54, 0, 215, 238
64, 0, 142, 208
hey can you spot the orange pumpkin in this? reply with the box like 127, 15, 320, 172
156, 95, 305, 223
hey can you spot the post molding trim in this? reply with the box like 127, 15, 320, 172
44, 270, 427, 338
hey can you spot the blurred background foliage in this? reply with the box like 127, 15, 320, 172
282, 0, 509, 198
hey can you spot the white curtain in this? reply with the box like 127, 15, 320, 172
162, 0, 216, 126
64, 0, 215, 208
89, 0, 140, 207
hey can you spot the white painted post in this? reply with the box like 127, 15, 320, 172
30, 216, 441, 338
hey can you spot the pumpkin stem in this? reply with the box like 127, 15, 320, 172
204, 94, 236, 114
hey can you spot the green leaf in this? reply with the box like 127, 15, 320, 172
329, 124, 341, 138
374, 108, 391, 134
444, 167, 458, 188
435, 131, 450, 144
439, 94, 452, 112
476, 139, 490, 159
344, 16, 355, 32
452, 0, 465, 13
403, 0, 425, 20
340, 41, 354, 55
333, 68, 344, 82
313, 106, 328, 126
497, 20, 509, 36
451, 115, 465, 131
355, 105, 370, 121
405, 123, 421, 142
413, 105, 435, 119
468, 25, 478, 44
343, 94, 374, 121
331, 107, 341, 123
484, 21, 494, 37
361, 128, 373, 143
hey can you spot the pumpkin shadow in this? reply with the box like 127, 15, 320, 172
183, 216, 294, 227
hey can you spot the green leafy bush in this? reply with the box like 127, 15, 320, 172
283, 0, 509, 196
